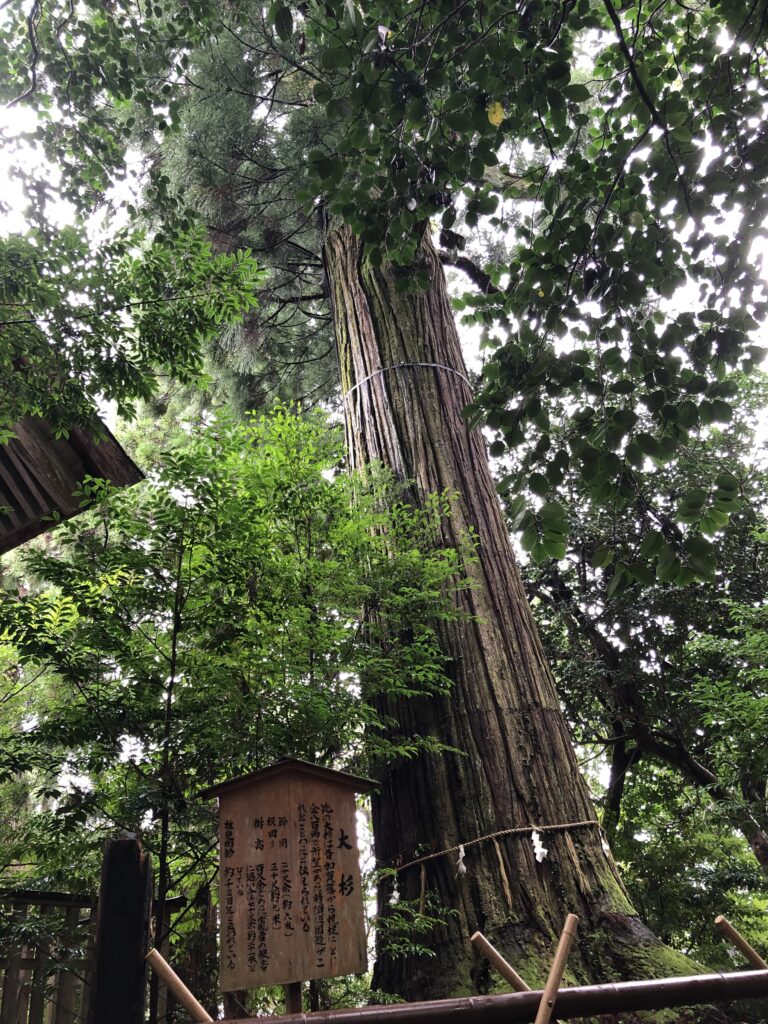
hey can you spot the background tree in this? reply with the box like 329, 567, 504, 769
492, 369, 768, 965
150, 32, 339, 413
0, 216, 260, 435
504, 371, 768, 863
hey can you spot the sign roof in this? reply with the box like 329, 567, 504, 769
199, 757, 375, 800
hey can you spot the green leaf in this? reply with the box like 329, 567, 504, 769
521, 527, 538, 552
313, 82, 333, 104
639, 531, 664, 558
528, 472, 549, 496
531, 540, 549, 563
677, 401, 699, 429
607, 566, 628, 597
715, 473, 739, 494
565, 83, 590, 102
273, 5, 293, 41
636, 433, 659, 456
678, 487, 708, 512
591, 546, 614, 568
540, 500, 568, 527
628, 562, 656, 585
542, 537, 567, 559
321, 47, 349, 70
710, 399, 732, 422
506, 495, 529, 529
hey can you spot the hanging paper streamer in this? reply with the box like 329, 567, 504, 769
455, 843, 467, 878
418, 862, 427, 914
531, 830, 548, 862
390, 879, 400, 904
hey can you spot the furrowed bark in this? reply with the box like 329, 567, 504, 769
322, 220, 695, 1001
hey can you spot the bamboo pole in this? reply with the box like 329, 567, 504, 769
471, 932, 531, 992
145, 949, 213, 1022
714, 915, 768, 969
217, 969, 768, 1024
533, 914, 579, 1024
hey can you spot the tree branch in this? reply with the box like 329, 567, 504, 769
601, 0, 664, 129
438, 251, 501, 295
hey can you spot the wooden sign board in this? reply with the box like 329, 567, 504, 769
201, 759, 373, 991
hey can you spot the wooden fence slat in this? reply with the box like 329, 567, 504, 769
1, 904, 27, 1024
1, 893, 104, 1024
27, 954, 49, 1024
155, 906, 172, 1024
52, 907, 80, 1024
77, 907, 97, 1024
0, 960, 21, 1024
27, 905, 53, 1024
0, 903, 28, 1024
16, 942, 32, 1024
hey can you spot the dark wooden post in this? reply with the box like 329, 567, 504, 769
86, 836, 153, 1024
284, 982, 302, 1014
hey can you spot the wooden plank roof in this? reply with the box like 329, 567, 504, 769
0, 417, 143, 555
199, 757, 375, 799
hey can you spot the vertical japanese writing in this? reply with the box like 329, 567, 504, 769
223, 866, 237, 970
246, 865, 257, 973
217, 780, 365, 990
310, 802, 325, 968
298, 802, 311, 934
255, 863, 269, 971
281, 860, 294, 936
322, 803, 338, 959
270, 860, 281, 929
223, 819, 235, 859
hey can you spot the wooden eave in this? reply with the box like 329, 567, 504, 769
0, 417, 143, 555
199, 757, 375, 800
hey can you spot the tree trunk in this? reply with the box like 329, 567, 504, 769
322, 220, 694, 1001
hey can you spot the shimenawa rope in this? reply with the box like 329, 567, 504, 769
342, 361, 473, 403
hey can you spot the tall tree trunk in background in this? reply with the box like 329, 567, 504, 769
323, 220, 693, 1001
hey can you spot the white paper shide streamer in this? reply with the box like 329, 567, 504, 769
455, 843, 467, 878
531, 829, 548, 863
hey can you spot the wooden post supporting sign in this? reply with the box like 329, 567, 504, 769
284, 980, 303, 1014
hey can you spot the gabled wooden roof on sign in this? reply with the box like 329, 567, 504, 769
0, 417, 143, 555
199, 757, 375, 799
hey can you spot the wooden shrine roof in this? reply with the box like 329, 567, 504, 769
199, 757, 375, 799
0, 417, 143, 555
